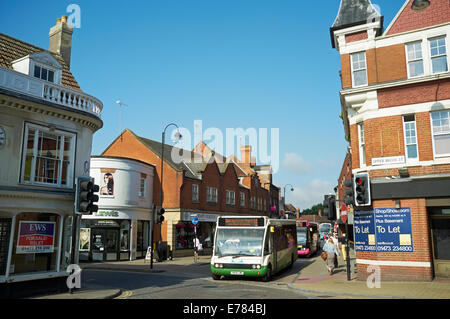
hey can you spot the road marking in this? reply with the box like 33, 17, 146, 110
116, 290, 133, 299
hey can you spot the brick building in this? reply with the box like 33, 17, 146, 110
331, 0, 450, 280
101, 129, 272, 257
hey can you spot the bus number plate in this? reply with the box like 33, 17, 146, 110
231, 271, 244, 275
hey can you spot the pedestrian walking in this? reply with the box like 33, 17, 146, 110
193, 236, 203, 262
322, 237, 339, 275
331, 233, 340, 268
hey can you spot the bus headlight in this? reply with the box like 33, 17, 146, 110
252, 265, 261, 269
215, 264, 223, 268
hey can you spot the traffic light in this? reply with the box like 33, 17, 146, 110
323, 195, 336, 220
76, 176, 99, 214
354, 172, 371, 206
343, 178, 355, 206
156, 207, 165, 224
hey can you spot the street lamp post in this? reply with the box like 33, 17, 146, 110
283, 184, 294, 219
115, 100, 128, 140
152, 123, 182, 267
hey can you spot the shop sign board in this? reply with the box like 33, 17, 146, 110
374, 208, 413, 253
182, 212, 220, 223
17, 221, 55, 254
354, 208, 413, 253
354, 211, 376, 252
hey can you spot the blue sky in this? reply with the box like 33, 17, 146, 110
1, 0, 405, 210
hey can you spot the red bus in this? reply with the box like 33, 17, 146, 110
296, 220, 319, 257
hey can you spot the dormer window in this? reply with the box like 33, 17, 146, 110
34, 65, 55, 83
11, 51, 62, 85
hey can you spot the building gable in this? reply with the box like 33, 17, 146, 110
385, 0, 450, 36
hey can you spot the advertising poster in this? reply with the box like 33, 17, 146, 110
100, 171, 114, 195
354, 211, 376, 252
354, 208, 414, 253
17, 221, 55, 254
79, 228, 91, 251
374, 207, 414, 253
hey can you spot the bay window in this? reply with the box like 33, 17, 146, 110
21, 123, 76, 187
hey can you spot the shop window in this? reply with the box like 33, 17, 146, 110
10, 213, 60, 275
0, 218, 12, 276
135, 220, 149, 258
120, 220, 130, 251
175, 223, 195, 249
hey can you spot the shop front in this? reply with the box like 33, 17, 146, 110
429, 207, 450, 278
172, 212, 221, 257
0, 209, 74, 298
80, 210, 150, 262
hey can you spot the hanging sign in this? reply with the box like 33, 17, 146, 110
17, 221, 56, 254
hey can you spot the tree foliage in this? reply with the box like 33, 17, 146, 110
302, 203, 323, 215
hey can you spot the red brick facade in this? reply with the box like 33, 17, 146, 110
333, 0, 450, 280
102, 129, 271, 246
386, 0, 450, 36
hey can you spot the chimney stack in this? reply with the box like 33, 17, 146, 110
49, 15, 73, 68
240, 145, 256, 166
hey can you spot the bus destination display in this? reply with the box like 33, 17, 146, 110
219, 218, 264, 227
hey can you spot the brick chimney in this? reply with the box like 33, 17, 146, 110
49, 16, 73, 68
240, 145, 256, 167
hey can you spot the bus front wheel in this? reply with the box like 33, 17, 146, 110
212, 274, 221, 280
262, 264, 272, 282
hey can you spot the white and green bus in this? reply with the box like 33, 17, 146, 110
210, 216, 297, 281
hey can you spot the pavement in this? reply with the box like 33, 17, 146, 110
30, 250, 450, 299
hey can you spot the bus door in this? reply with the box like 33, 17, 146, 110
270, 226, 278, 272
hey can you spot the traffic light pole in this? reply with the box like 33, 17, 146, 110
345, 218, 351, 281
150, 206, 155, 269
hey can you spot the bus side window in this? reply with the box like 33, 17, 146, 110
264, 231, 270, 255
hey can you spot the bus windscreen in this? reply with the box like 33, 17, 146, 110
297, 227, 307, 245
214, 228, 265, 257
